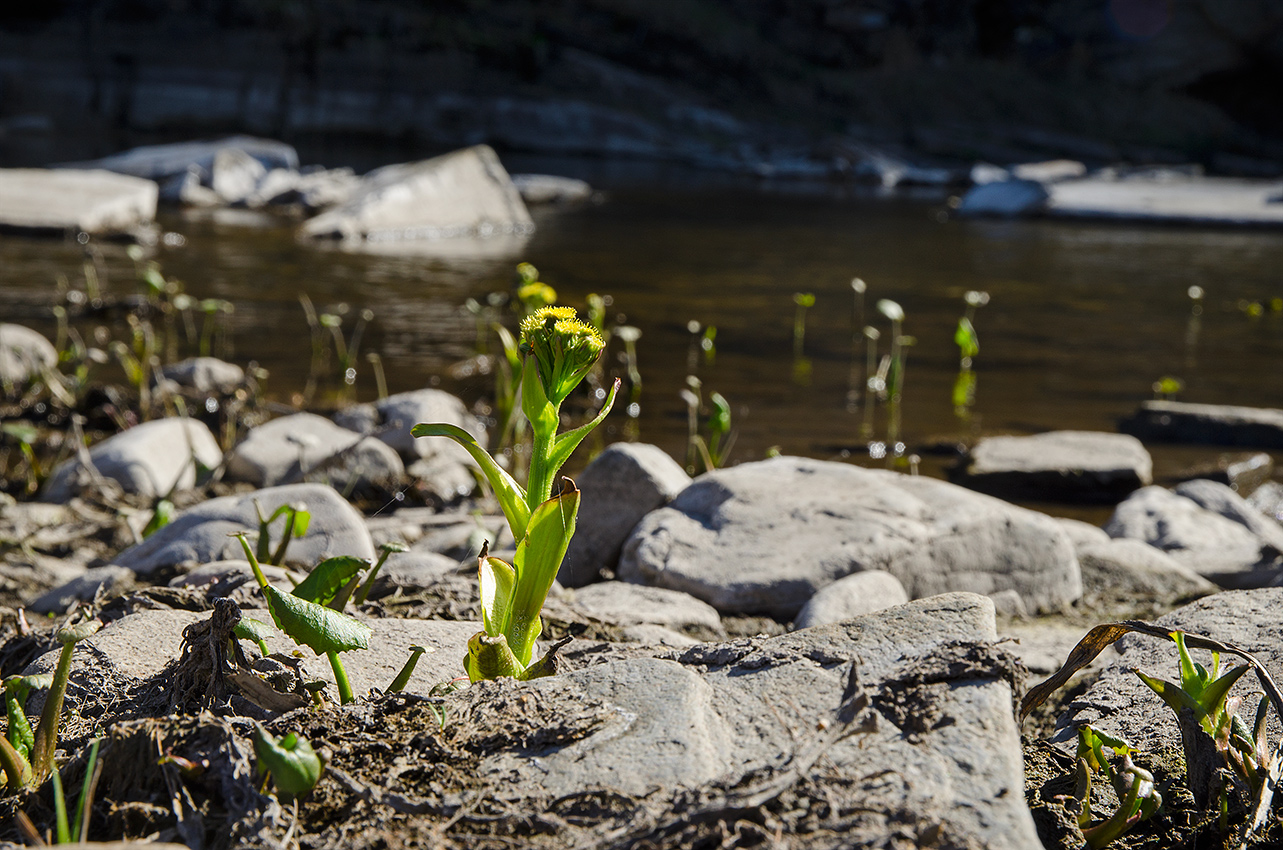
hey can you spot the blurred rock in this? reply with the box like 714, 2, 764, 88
158, 357, 244, 394
301, 145, 533, 243
29, 565, 135, 614
0, 168, 157, 236
42, 418, 223, 503
0, 323, 58, 384
1077, 538, 1217, 604
61, 136, 298, 182
951, 431, 1152, 503
559, 443, 691, 587
226, 412, 404, 496
956, 179, 1049, 216
1122, 400, 1283, 448
1174, 451, 1274, 495
570, 581, 724, 637
511, 173, 593, 204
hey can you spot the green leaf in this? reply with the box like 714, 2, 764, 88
253, 723, 324, 798
1199, 663, 1250, 719
478, 550, 517, 639
506, 483, 580, 666
1136, 668, 1207, 726
411, 422, 530, 540
291, 556, 369, 606
143, 498, 174, 538
954, 317, 979, 359
234, 618, 277, 645
263, 585, 372, 656
546, 378, 619, 477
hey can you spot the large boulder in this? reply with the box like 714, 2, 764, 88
0, 168, 157, 236
1076, 538, 1218, 605
558, 443, 691, 587
1105, 483, 1283, 587
226, 412, 404, 495
0, 323, 58, 385
1121, 400, 1283, 448
112, 483, 375, 575
300, 145, 533, 243
951, 430, 1152, 503
42, 418, 223, 503
336, 389, 486, 500
478, 593, 1040, 849
618, 457, 1081, 618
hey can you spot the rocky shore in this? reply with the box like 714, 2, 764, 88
4, 308, 1283, 847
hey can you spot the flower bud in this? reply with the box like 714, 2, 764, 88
519, 306, 605, 406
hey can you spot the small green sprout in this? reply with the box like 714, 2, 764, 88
253, 723, 324, 800
253, 500, 311, 566
233, 534, 371, 705
0, 619, 102, 791
412, 304, 618, 682
387, 645, 432, 693
354, 541, 409, 605
1067, 725, 1162, 848
50, 736, 101, 844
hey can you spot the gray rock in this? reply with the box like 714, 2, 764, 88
301, 145, 533, 243
1046, 174, 1283, 226
481, 593, 1040, 849
559, 443, 691, 587
793, 570, 909, 629
0, 323, 58, 384
169, 559, 295, 601
112, 482, 375, 575
1010, 159, 1087, 182
42, 417, 223, 503
570, 582, 724, 636
1173, 478, 1283, 554
157, 166, 221, 206
1121, 400, 1283, 448
226, 412, 404, 495
337, 389, 486, 501
24, 607, 476, 704
1104, 485, 1283, 586
249, 166, 360, 211
619, 457, 1081, 618
510, 173, 593, 204
60, 136, 298, 183
210, 147, 267, 205
957, 178, 1049, 216
158, 357, 244, 394
1077, 538, 1218, 603
1053, 588, 1283, 757
28, 565, 135, 614
1057, 517, 1112, 553
1247, 482, 1283, 524
952, 430, 1152, 503
1176, 451, 1274, 495
0, 168, 158, 236
988, 588, 1029, 619
365, 550, 461, 599
619, 623, 701, 647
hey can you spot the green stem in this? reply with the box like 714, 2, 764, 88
0, 735, 31, 792
31, 641, 75, 783
387, 646, 426, 693
235, 533, 272, 590
328, 651, 354, 705
355, 549, 394, 606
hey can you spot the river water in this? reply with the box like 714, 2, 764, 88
3, 163, 1283, 510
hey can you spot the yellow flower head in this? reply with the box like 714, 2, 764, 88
519, 306, 605, 406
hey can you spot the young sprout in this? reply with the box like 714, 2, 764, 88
1067, 725, 1162, 848
1152, 376, 1184, 401
792, 293, 815, 361
412, 304, 618, 681
387, 645, 432, 693
354, 540, 410, 605
876, 300, 908, 460
253, 723, 324, 800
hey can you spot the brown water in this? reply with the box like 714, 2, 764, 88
3, 172, 1283, 510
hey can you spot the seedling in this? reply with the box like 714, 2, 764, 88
681, 377, 734, 474
1152, 376, 1184, 400
1066, 725, 1162, 848
253, 499, 311, 566
952, 291, 986, 426
253, 723, 324, 800
412, 305, 618, 681
233, 534, 372, 705
0, 619, 102, 791
876, 300, 911, 460
354, 540, 410, 605
387, 645, 431, 693
51, 736, 102, 844
792, 293, 815, 360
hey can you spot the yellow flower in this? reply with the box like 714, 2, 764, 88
519, 306, 605, 406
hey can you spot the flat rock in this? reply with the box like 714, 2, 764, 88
1121, 400, 1283, 448
952, 430, 1152, 503
957, 178, 1049, 216
157, 357, 244, 394
42, 417, 223, 503
1053, 589, 1283, 756
336, 389, 486, 500
793, 570, 909, 629
570, 581, 724, 637
1046, 174, 1283, 225
28, 565, 135, 614
619, 457, 1081, 618
60, 136, 298, 182
0, 323, 58, 383
481, 592, 1041, 849
510, 173, 593, 204
112, 483, 374, 575
1104, 484, 1283, 586
301, 145, 533, 243
24, 607, 476, 705
1077, 538, 1218, 604
226, 412, 404, 495
0, 168, 157, 236
559, 442, 691, 587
